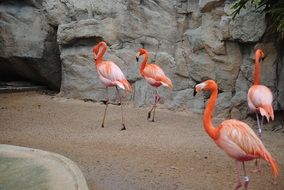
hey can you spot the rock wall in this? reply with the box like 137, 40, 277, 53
0, 0, 61, 90
1, 0, 283, 118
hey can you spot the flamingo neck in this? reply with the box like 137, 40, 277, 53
254, 55, 260, 85
203, 87, 218, 140
96, 44, 107, 65
140, 51, 149, 74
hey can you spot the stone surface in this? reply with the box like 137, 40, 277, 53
278, 56, 284, 109
0, 144, 89, 190
199, 0, 225, 12
0, 0, 283, 116
0, 1, 61, 90
214, 91, 232, 118
229, 6, 266, 42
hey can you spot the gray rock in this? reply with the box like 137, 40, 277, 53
199, 0, 225, 12
214, 92, 232, 118
277, 62, 284, 110
1, 0, 283, 118
188, 51, 216, 82
214, 42, 242, 91
259, 43, 277, 89
59, 47, 121, 102
133, 79, 157, 107
167, 88, 204, 114
230, 107, 242, 120
219, 16, 231, 40
231, 91, 250, 119
0, 3, 61, 89
229, 6, 266, 42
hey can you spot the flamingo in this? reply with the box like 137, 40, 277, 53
248, 48, 274, 138
194, 79, 278, 190
248, 49, 274, 172
92, 41, 131, 130
136, 48, 173, 122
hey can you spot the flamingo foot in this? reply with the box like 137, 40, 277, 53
101, 124, 104, 128
151, 118, 155, 122
120, 124, 126, 131
243, 176, 249, 190
147, 111, 151, 120
243, 181, 249, 190
101, 100, 109, 105
234, 181, 242, 190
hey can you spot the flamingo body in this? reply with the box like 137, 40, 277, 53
248, 85, 274, 121
142, 63, 173, 88
216, 119, 275, 163
97, 61, 131, 92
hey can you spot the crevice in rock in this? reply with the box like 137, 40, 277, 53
61, 36, 104, 49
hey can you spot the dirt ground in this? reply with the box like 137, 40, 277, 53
0, 92, 283, 190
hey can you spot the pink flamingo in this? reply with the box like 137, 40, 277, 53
92, 41, 131, 130
248, 48, 274, 137
136, 48, 173, 122
194, 80, 278, 190
248, 49, 274, 172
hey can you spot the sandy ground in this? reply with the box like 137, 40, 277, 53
0, 92, 283, 190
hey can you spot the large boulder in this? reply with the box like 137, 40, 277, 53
1, 0, 283, 118
199, 0, 225, 12
229, 6, 266, 42
0, 2, 61, 90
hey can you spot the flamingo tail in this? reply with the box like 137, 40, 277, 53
119, 79, 132, 92
157, 76, 173, 89
259, 105, 274, 122
261, 149, 279, 178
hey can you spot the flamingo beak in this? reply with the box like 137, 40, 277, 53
136, 52, 140, 62
93, 54, 97, 62
193, 87, 197, 96
194, 82, 206, 96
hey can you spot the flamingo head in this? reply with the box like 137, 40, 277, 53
136, 48, 147, 62
256, 49, 265, 61
92, 41, 107, 61
194, 80, 217, 96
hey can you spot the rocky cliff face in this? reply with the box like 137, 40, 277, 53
0, 0, 61, 90
1, 0, 283, 118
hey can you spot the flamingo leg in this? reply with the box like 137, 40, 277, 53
116, 87, 126, 130
256, 113, 262, 138
234, 161, 242, 190
242, 162, 249, 190
151, 94, 161, 122
147, 90, 160, 122
101, 88, 109, 128
147, 94, 156, 121
253, 114, 262, 173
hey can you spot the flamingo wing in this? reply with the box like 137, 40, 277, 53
218, 120, 263, 158
248, 85, 274, 121
97, 61, 131, 91
217, 119, 279, 177
142, 64, 173, 88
